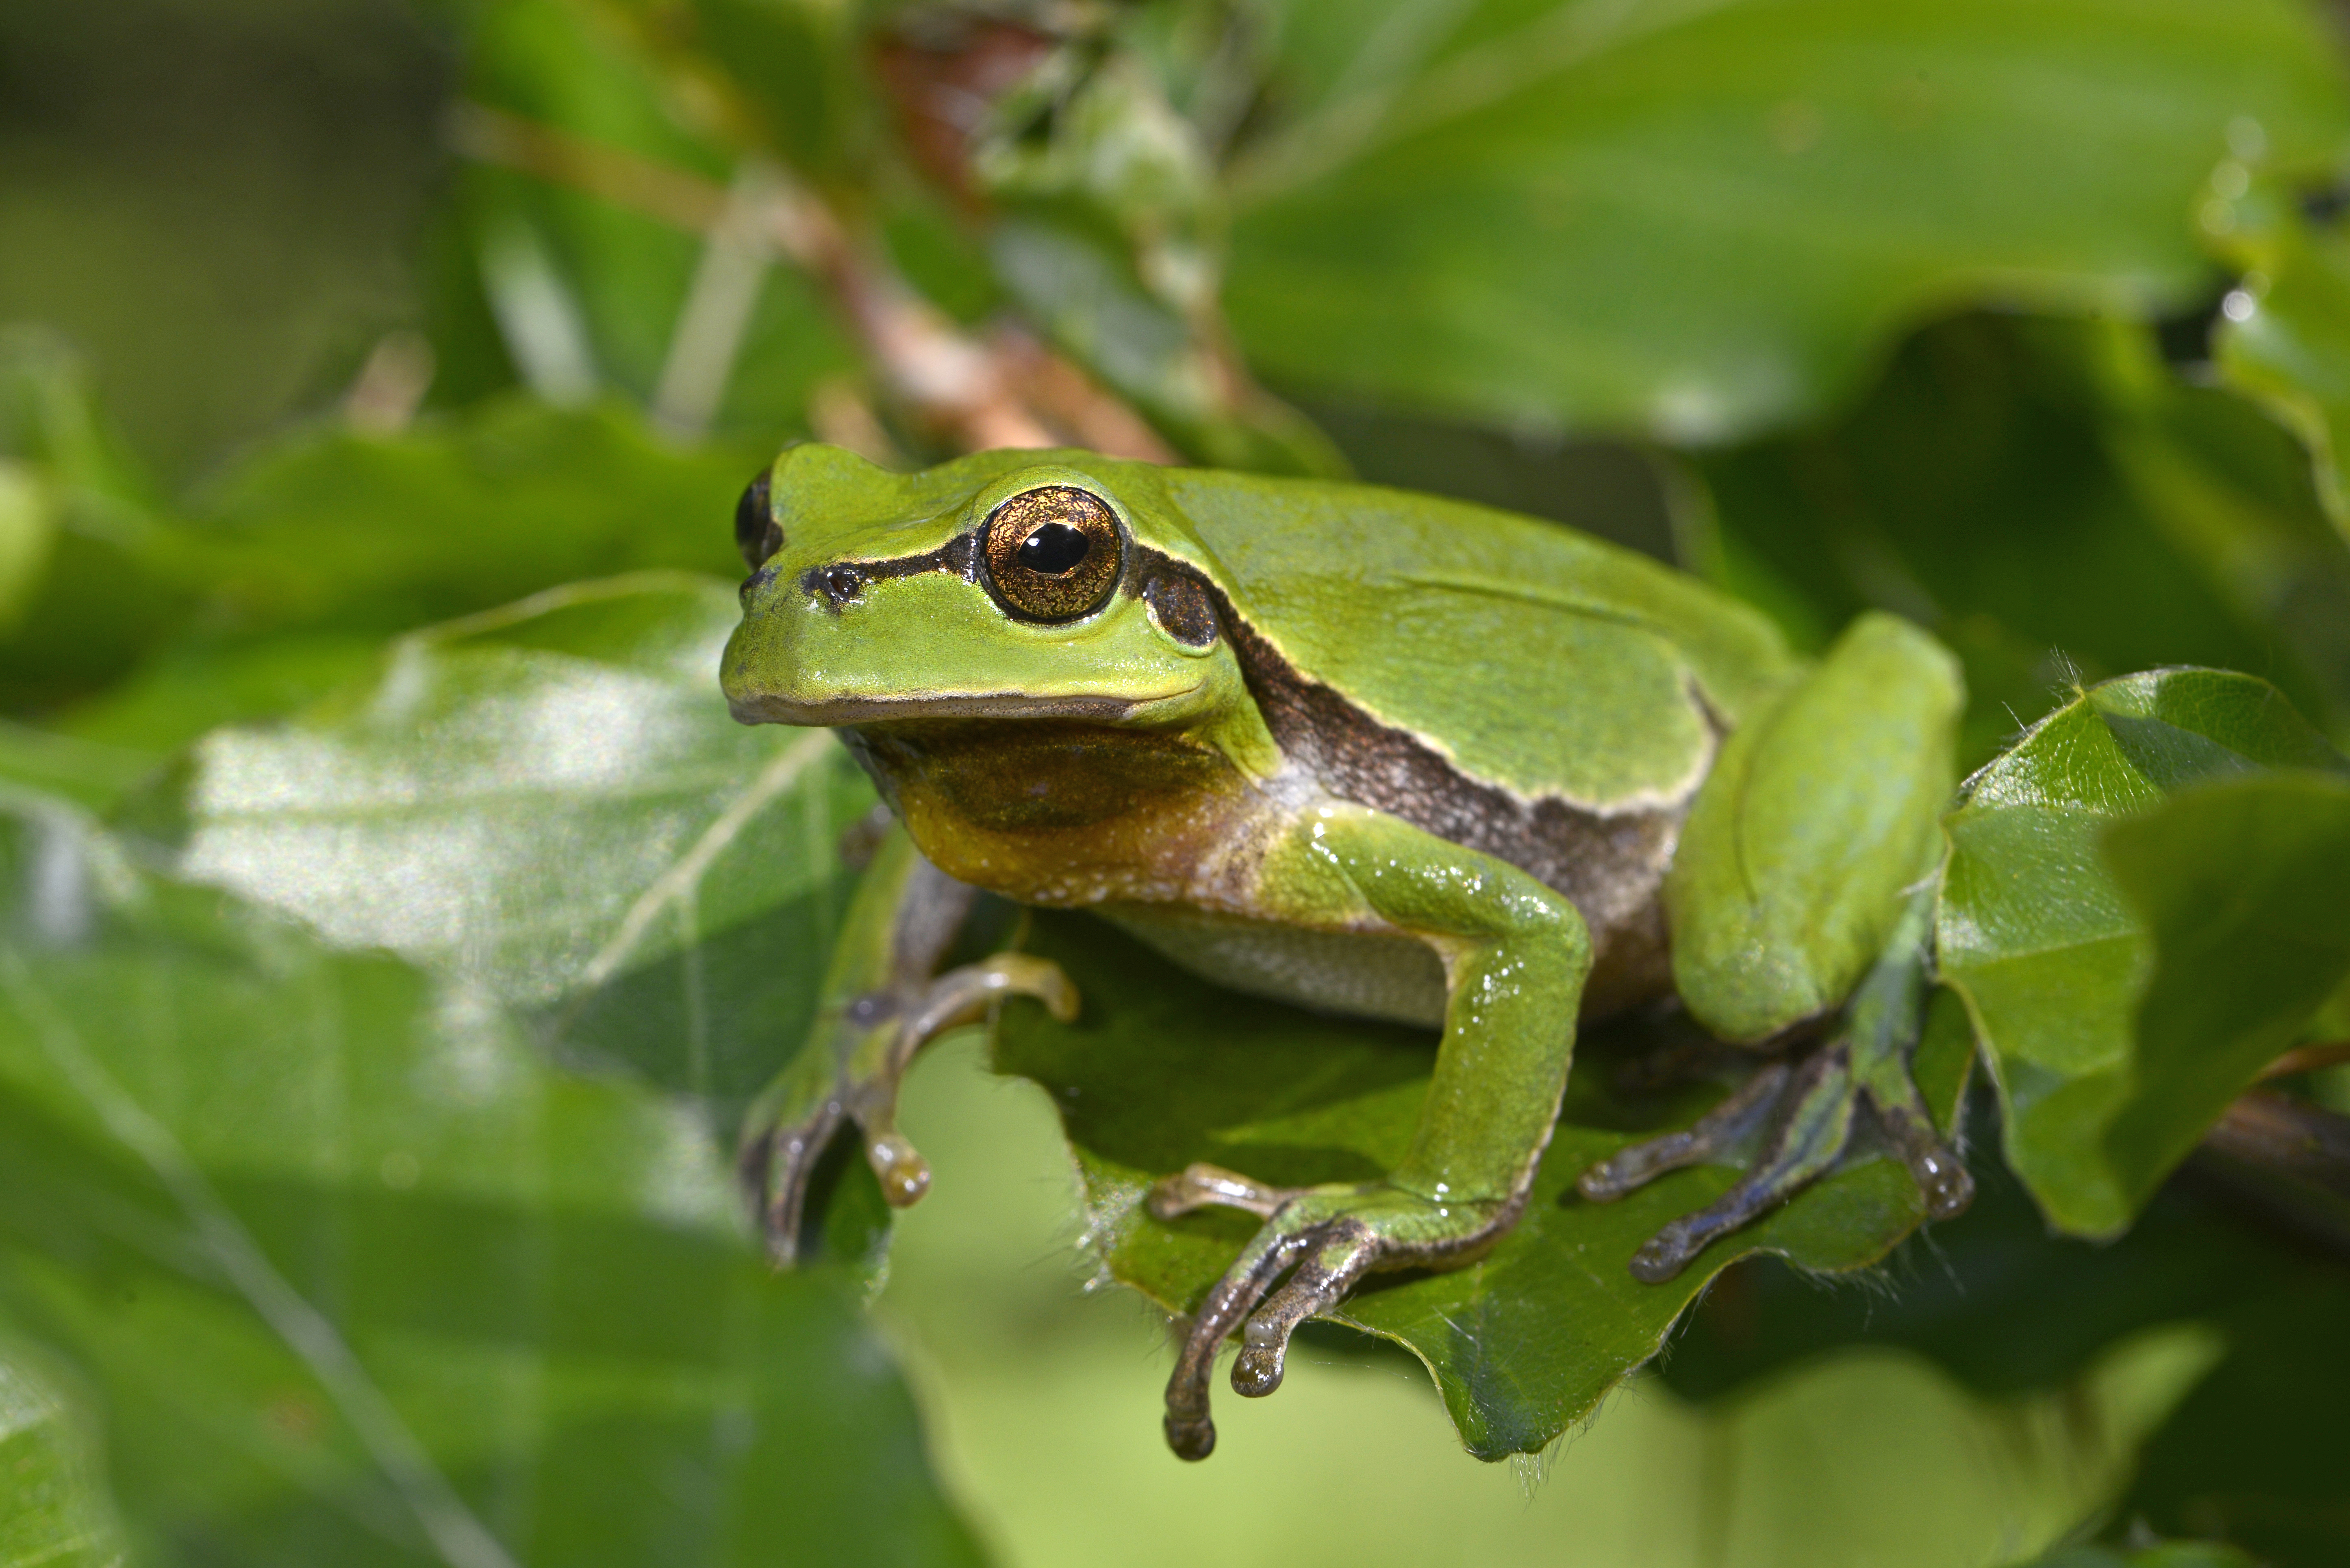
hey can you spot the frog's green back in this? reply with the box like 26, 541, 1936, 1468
759, 444, 1796, 809
1153, 468, 1796, 809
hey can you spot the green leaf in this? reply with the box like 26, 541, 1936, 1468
2101, 772, 2350, 1196
993, 910, 1974, 1461
180, 400, 763, 643
0, 333, 189, 712
0, 801, 980, 1566
28, 399, 777, 781
1661, 1159, 2298, 1405
141, 573, 877, 1127
2118, 1269, 2350, 1561
0, 720, 159, 816
0, 460, 60, 633
0, 1342, 122, 1568
1225, 0, 2350, 440
2209, 169, 2350, 546
50, 635, 388, 775
1937, 667, 2350, 1236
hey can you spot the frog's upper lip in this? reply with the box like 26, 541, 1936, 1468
728, 689, 1188, 727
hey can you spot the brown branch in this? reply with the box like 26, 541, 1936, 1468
2258, 1040, 2350, 1081
2191, 1090, 2350, 1260
445, 100, 729, 235
2204, 1091, 2350, 1197
443, 101, 1173, 462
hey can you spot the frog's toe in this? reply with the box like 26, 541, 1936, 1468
1158, 1186, 1503, 1459
1577, 1059, 1789, 1202
1162, 1218, 1326, 1461
1603, 1043, 1859, 1284
1868, 1094, 1974, 1220
738, 1091, 850, 1264
1593, 1019, 1975, 1283
865, 1130, 932, 1207
743, 952, 1081, 1264
1910, 1147, 1974, 1220
1148, 1161, 1298, 1221
1230, 1221, 1380, 1398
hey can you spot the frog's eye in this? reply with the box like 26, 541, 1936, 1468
982, 486, 1124, 622
735, 469, 783, 570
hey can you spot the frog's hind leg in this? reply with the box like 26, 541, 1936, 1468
741, 825, 1076, 1261
1576, 1058, 1792, 1202
1590, 612, 1971, 1282
1580, 888, 1972, 1282
1142, 805, 1593, 1461
1590, 1044, 1857, 1282
1150, 1163, 1299, 1219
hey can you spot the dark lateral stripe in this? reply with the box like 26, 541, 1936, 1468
1189, 572, 1684, 1014
807, 533, 1199, 620
801, 531, 980, 608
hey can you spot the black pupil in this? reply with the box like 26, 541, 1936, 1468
1017, 521, 1092, 575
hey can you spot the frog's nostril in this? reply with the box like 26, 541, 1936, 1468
808, 563, 867, 609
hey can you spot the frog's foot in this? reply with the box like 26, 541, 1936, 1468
1148, 1174, 1514, 1461
1577, 1036, 1971, 1284
741, 953, 1076, 1262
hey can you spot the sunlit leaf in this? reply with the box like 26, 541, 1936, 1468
1226, 0, 2350, 441
143, 573, 876, 1128
1937, 667, 2350, 1236
0, 803, 978, 1567
0, 1343, 121, 1568
993, 910, 1974, 1460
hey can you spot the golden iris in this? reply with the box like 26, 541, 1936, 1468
982, 486, 1123, 622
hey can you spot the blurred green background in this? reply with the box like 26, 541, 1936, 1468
2, 1, 2348, 1565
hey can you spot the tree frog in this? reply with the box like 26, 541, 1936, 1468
722, 445, 1972, 1460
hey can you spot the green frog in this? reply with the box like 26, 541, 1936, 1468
721, 444, 1970, 1460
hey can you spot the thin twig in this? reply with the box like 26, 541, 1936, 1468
445, 101, 1173, 461
2258, 1039, 2350, 1081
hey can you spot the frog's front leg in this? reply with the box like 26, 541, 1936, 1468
1151, 804, 1592, 1460
741, 822, 1076, 1262
1579, 613, 1972, 1281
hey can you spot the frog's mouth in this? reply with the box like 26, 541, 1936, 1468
726, 687, 1199, 728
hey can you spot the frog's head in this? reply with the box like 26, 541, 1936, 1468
721, 445, 1242, 731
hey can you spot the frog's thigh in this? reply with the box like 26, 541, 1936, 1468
1667, 612, 1963, 1044
1269, 804, 1594, 1204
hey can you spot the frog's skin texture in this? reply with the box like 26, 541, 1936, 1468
721, 445, 1970, 1460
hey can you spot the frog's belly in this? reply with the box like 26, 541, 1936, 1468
1098, 906, 1449, 1030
